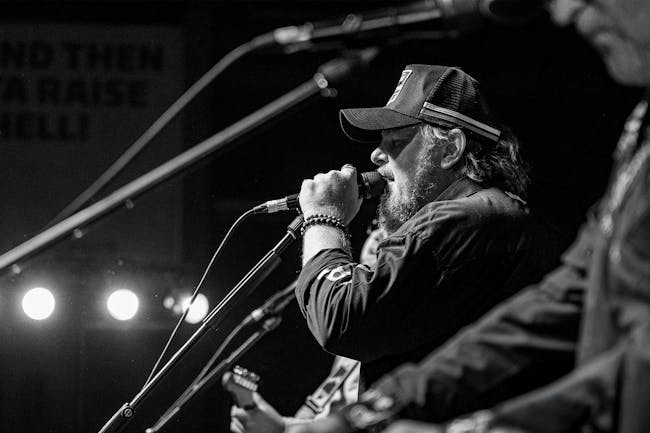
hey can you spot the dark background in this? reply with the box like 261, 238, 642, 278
0, 1, 642, 432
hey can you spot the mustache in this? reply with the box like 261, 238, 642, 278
377, 167, 394, 181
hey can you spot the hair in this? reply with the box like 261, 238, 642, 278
420, 123, 530, 199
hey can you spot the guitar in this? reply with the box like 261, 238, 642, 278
222, 365, 260, 410
222, 358, 358, 419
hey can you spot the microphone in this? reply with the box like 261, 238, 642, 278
253, 171, 386, 214
270, 0, 545, 50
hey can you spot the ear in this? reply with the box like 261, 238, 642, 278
440, 128, 466, 170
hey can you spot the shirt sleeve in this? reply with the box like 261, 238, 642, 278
486, 320, 650, 433
484, 165, 650, 433
295, 200, 491, 362
295, 198, 562, 364
366, 220, 597, 422
295, 226, 444, 362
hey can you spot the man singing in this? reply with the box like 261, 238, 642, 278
296, 65, 561, 388
292, 0, 650, 431
229, 66, 562, 433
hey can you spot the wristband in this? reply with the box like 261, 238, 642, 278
301, 214, 350, 238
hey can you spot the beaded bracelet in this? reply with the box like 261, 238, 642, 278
300, 214, 350, 238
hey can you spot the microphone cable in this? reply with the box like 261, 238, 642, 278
147, 311, 251, 432
184, 279, 297, 391
142, 207, 256, 388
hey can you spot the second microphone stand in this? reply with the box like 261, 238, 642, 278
146, 279, 299, 432
96, 46, 379, 433
98, 215, 303, 433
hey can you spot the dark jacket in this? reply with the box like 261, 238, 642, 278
371, 99, 650, 433
296, 177, 563, 387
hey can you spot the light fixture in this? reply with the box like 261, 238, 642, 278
181, 293, 209, 324
22, 287, 55, 320
107, 289, 139, 321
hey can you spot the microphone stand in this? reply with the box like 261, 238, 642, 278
97, 215, 303, 433
0, 47, 379, 273
145, 280, 298, 433
148, 317, 282, 433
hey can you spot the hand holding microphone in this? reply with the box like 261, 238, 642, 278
299, 164, 363, 225
252, 168, 385, 219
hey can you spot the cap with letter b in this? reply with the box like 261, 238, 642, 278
340, 64, 501, 144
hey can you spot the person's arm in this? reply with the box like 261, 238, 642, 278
289, 221, 595, 433
483, 198, 650, 433
299, 164, 426, 362
372, 275, 583, 423
230, 393, 287, 433
285, 270, 586, 433
374, 318, 650, 433
296, 196, 568, 366
229, 231, 377, 433
228, 391, 343, 433
484, 320, 650, 433
370, 220, 595, 422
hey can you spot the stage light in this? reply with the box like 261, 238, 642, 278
181, 293, 209, 324
22, 287, 55, 320
107, 289, 139, 321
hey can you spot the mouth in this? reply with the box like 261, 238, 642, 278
377, 167, 394, 182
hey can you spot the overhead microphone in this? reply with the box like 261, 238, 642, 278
253, 171, 386, 214
269, 0, 545, 50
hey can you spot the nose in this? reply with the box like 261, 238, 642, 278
547, 0, 586, 26
370, 146, 388, 166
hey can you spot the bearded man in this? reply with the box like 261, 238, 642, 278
295, 65, 562, 390
289, 0, 650, 432
229, 65, 562, 433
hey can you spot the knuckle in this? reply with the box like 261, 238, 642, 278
301, 179, 316, 193
326, 170, 342, 180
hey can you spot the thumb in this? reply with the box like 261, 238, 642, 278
251, 391, 283, 421
341, 163, 357, 176
252, 391, 270, 410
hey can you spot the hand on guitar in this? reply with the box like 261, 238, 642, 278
225, 225, 380, 433
223, 367, 284, 433
230, 392, 286, 433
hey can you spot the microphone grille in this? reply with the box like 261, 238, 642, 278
360, 171, 387, 199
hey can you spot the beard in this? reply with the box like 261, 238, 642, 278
377, 148, 440, 234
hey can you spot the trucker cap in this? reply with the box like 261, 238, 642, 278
340, 64, 501, 144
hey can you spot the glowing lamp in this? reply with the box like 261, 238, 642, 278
181, 293, 209, 324
22, 287, 55, 320
107, 289, 139, 321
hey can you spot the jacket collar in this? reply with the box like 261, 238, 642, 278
434, 176, 484, 202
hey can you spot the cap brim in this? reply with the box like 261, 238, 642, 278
339, 108, 421, 143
